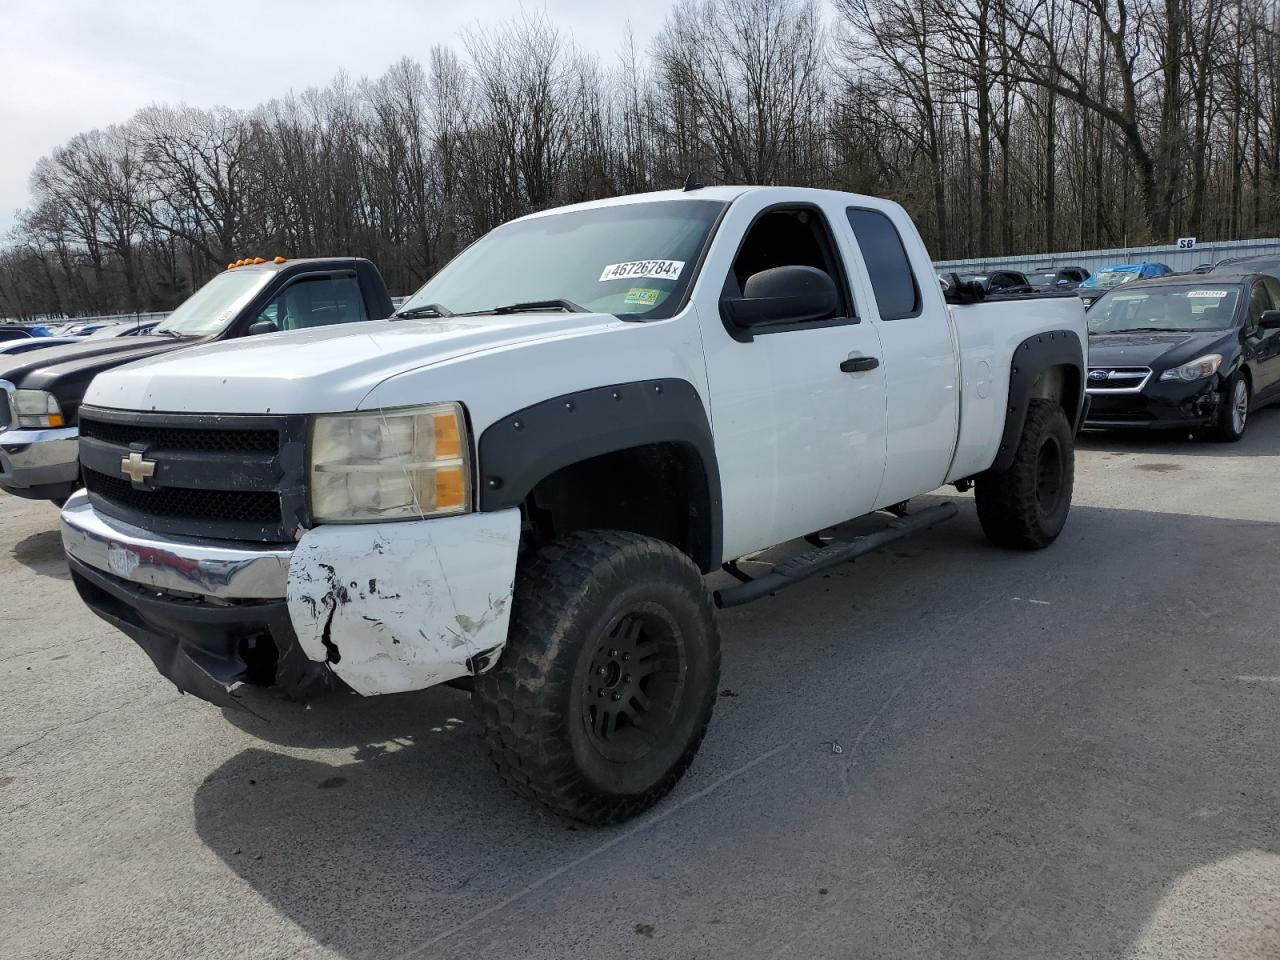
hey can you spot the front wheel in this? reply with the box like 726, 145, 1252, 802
975, 398, 1075, 550
473, 530, 720, 825
1209, 374, 1249, 442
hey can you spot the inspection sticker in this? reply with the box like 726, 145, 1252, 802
624, 287, 661, 306
1187, 290, 1229, 297
599, 259, 684, 282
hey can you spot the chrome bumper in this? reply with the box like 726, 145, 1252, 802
60, 491, 292, 599
0, 425, 80, 489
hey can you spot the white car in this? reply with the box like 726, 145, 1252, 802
61, 186, 1087, 823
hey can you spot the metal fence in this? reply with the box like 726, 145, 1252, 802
934, 237, 1280, 276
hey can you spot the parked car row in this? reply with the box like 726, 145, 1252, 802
0, 318, 163, 340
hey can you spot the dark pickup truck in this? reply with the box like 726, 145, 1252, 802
0, 257, 394, 504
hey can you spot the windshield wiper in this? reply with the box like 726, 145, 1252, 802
486, 299, 585, 315
1099, 327, 1188, 334
154, 329, 186, 338
394, 303, 454, 319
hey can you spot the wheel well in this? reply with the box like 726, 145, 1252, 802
1030, 363, 1081, 427
521, 442, 716, 573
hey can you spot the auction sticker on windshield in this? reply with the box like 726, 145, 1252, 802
1187, 290, 1229, 297
599, 260, 684, 282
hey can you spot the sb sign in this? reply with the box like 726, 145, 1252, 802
1176, 237, 1197, 250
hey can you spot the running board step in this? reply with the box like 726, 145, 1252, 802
713, 502, 958, 609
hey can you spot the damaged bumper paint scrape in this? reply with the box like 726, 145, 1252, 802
60, 489, 522, 705
284, 511, 521, 696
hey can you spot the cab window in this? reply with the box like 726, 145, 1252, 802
254, 275, 368, 332
845, 208, 921, 320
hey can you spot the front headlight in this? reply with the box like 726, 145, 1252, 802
1159, 354, 1223, 382
13, 389, 65, 428
309, 403, 470, 522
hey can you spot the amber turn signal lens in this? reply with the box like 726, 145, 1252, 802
273, 256, 286, 264
432, 412, 461, 458
433, 466, 466, 511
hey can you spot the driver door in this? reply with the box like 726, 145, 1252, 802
695, 195, 888, 560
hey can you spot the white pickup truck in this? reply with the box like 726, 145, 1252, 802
61, 186, 1087, 824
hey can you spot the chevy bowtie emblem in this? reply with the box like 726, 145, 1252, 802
120, 450, 157, 484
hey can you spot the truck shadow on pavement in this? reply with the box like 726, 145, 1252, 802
11, 528, 70, 580
192, 499, 1280, 960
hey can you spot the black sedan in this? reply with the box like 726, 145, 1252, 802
1084, 273, 1280, 441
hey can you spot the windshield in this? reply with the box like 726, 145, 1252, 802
1086, 269, 1140, 290
1031, 272, 1061, 286
1087, 286, 1241, 333
399, 199, 727, 320
154, 270, 274, 336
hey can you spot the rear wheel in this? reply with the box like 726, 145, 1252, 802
1209, 374, 1249, 442
975, 398, 1074, 550
473, 530, 720, 824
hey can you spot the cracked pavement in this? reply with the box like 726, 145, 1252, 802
3, 411, 1280, 959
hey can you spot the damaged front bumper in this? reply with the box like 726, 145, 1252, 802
60, 491, 521, 707
1084, 376, 1222, 429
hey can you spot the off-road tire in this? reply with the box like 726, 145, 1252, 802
473, 530, 720, 825
1208, 373, 1249, 442
975, 398, 1074, 550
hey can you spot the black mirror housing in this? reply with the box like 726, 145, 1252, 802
942, 272, 986, 304
1259, 309, 1280, 331
721, 265, 839, 329
248, 320, 278, 336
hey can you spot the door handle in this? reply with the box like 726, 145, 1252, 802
840, 356, 880, 373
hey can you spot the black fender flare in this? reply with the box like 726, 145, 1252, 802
476, 378, 723, 568
990, 329, 1086, 473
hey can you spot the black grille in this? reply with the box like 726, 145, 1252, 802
76, 407, 306, 543
85, 471, 282, 525
80, 418, 277, 453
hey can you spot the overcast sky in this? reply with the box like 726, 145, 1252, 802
0, 0, 669, 235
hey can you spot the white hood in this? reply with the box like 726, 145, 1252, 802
84, 313, 621, 414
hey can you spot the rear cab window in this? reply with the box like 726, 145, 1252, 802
845, 208, 921, 320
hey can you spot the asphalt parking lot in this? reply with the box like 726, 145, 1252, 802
3, 413, 1279, 960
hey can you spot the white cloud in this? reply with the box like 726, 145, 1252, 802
0, 0, 668, 235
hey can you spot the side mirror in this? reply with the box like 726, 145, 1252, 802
721, 265, 838, 329
248, 320, 278, 336
1260, 309, 1280, 331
